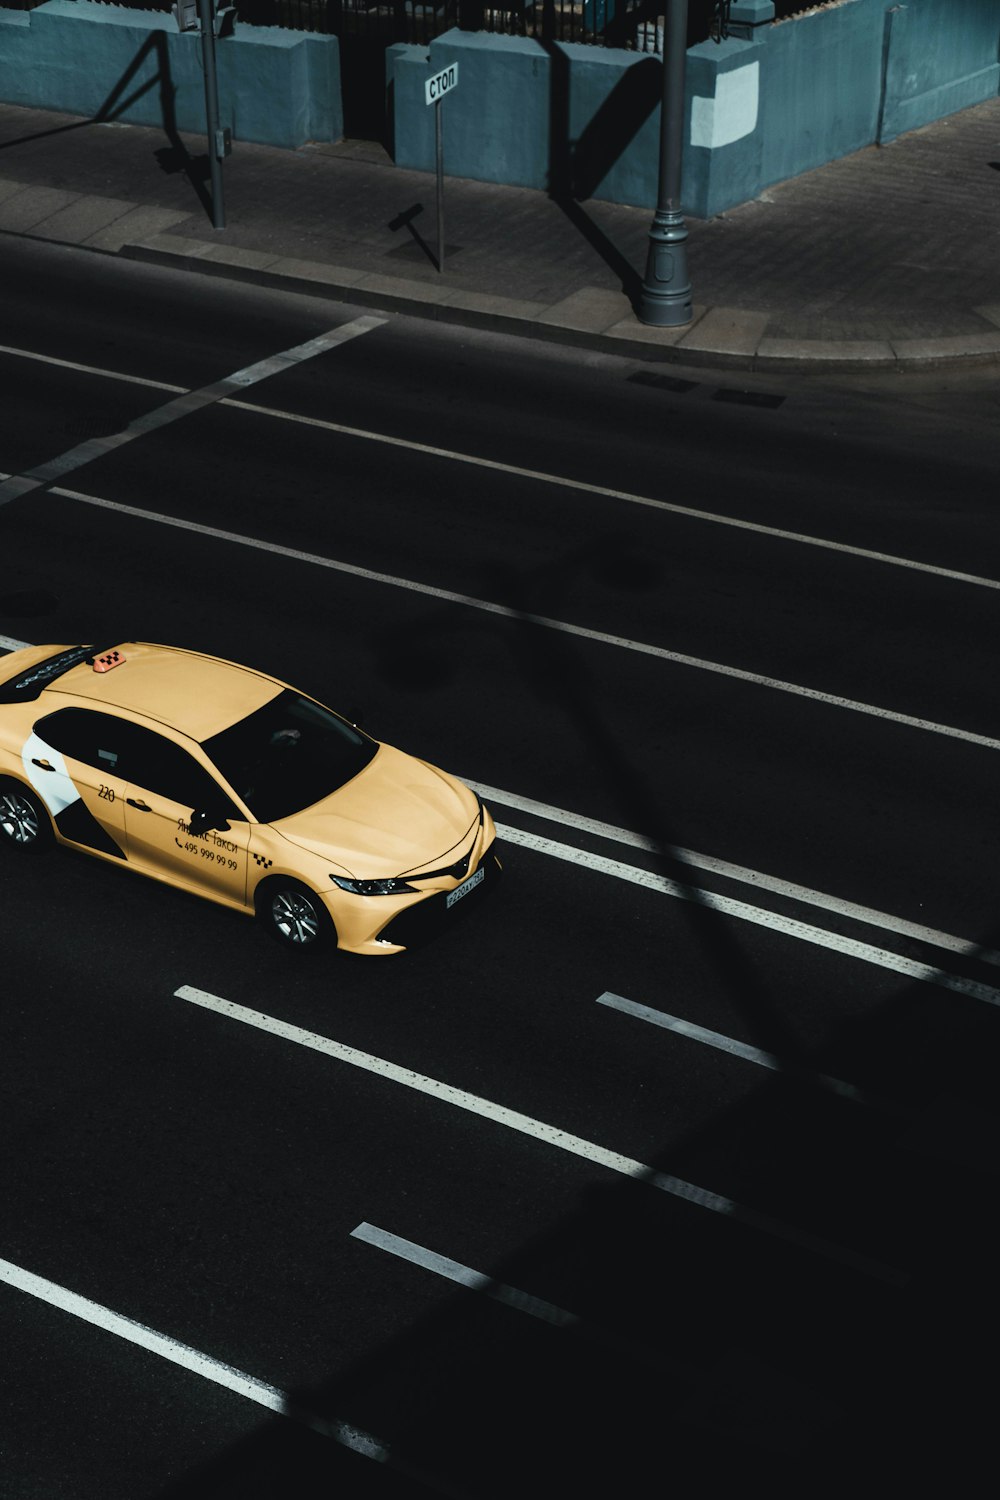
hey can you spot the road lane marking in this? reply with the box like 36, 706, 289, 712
0, 342, 186, 392
352, 1221, 683, 1373
0, 1254, 389, 1459
225, 397, 1000, 593
4, 340, 998, 593
498, 825, 1000, 1007
7, 479, 1000, 754
596, 993, 894, 1112
0, 316, 387, 507
174, 985, 905, 1284
352, 1222, 578, 1327
465, 778, 1000, 970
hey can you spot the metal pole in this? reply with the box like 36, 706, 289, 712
435, 99, 445, 273
195, 0, 225, 229
637, 0, 692, 325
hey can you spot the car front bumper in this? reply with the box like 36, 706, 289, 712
322, 813, 500, 955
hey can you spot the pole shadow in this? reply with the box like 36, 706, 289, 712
387, 202, 439, 270
539, 1, 667, 309
0, 29, 213, 220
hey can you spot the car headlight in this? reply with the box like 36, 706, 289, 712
330, 875, 416, 896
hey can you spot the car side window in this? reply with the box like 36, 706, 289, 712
34, 707, 128, 774
35, 708, 239, 815
118, 723, 240, 814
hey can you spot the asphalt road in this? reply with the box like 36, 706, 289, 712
1, 236, 999, 1497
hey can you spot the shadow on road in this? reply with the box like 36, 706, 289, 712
151, 535, 1000, 1497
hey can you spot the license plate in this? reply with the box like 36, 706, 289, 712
446, 864, 484, 908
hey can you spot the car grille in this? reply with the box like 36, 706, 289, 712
377, 848, 500, 950
410, 848, 472, 884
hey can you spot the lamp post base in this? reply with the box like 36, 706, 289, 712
637, 211, 692, 327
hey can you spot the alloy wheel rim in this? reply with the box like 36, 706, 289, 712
272, 890, 319, 944
0, 792, 39, 844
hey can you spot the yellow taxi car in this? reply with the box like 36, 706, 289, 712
0, 641, 498, 953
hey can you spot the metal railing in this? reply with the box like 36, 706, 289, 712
1, 0, 690, 50
4, 0, 810, 47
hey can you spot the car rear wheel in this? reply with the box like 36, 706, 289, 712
257, 878, 333, 951
0, 779, 53, 852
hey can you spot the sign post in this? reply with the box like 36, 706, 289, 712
424, 62, 458, 273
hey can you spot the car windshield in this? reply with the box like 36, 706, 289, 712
202, 689, 377, 823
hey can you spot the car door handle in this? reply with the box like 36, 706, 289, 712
126, 798, 151, 811
31, 758, 55, 771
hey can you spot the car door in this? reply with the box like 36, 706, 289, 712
28, 707, 130, 860
116, 722, 250, 906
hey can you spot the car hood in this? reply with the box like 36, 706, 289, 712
274, 744, 480, 878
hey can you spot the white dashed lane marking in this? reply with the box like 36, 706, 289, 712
175, 985, 906, 1285
0, 1255, 390, 1461
352, 1222, 579, 1327
596, 992, 895, 1113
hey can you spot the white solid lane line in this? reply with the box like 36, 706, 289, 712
175, 985, 904, 1284
8, 479, 1000, 754
498, 825, 1000, 1008
0, 317, 387, 508
466, 777, 1000, 969
4, 340, 1000, 594
0, 342, 186, 392
0, 1255, 388, 1460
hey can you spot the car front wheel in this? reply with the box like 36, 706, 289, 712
0, 779, 53, 852
257, 878, 333, 951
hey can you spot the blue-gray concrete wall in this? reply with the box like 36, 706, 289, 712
389, 32, 665, 204
0, 0, 342, 148
1, 0, 997, 213
878, 0, 1000, 142
389, 0, 1000, 216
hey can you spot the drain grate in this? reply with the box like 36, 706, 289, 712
627, 371, 699, 393
713, 388, 785, 408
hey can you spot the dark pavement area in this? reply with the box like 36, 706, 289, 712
1, 92, 999, 370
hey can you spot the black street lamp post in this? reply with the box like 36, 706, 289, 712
637, 0, 693, 326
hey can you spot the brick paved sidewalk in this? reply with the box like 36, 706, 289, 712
1, 97, 999, 370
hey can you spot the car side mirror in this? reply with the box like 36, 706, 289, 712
189, 807, 231, 835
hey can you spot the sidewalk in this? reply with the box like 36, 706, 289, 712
1, 96, 999, 372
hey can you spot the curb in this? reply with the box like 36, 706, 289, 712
119, 235, 1000, 375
